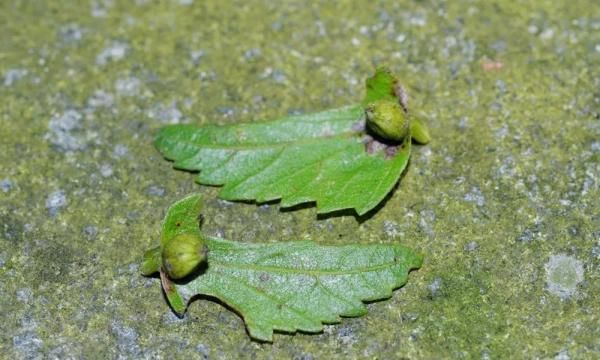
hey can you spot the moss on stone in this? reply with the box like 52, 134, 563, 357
0, 0, 597, 358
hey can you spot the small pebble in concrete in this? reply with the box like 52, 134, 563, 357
46, 190, 68, 216
517, 221, 542, 243
260, 67, 287, 84
59, 23, 83, 43
419, 209, 436, 237
401, 312, 419, 322
336, 324, 357, 346
115, 77, 141, 97
190, 49, 205, 65
12, 331, 43, 359
195, 344, 209, 359
464, 186, 486, 207
112, 144, 129, 159
87, 90, 114, 108
243, 47, 261, 60
16, 288, 33, 303
91, 0, 110, 17
47, 110, 86, 152
83, 225, 98, 241
147, 102, 183, 124
382, 220, 401, 238
99, 163, 114, 178
216, 106, 235, 117
146, 185, 166, 197
428, 277, 443, 298
1, 178, 14, 193
544, 254, 584, 299
592, 240, 600, 258
3, 68, 28, 87
96, 41, 129, 66
271, 69, 287, 84
554, 349, 570, 360
110, 321, 141, 357
464, 241, 479, 252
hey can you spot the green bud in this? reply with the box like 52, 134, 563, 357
162, 233, 208, 279
365, 99, 410, 142
410, 117, 431, 144
141, 246, 161, 276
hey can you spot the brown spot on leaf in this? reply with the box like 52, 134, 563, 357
393, 80, 409, 112
160, 269, 174, 292
363, 135, 404, 159
259, 273, 270, 282
364, 137, 387, 155
385, 145, 400, 159
351, 120, 366, 133
364, 138, 375, 154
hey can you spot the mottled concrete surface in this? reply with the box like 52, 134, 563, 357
1, 1, 598, 359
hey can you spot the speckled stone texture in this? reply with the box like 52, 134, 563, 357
0, 1, 598, 358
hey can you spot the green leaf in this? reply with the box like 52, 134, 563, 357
155, 68, 427, 215
160, 192, 203, 247
362, 66, 400, 106
187, 236, 422, 341
143, 194, 423, 341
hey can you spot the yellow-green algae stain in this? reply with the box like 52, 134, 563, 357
0, 0, 598, 358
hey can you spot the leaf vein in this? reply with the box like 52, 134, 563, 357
164, 133, 358, 153
225, 147, 286, 194
215, 271, 318, 325
257, 145, 351, 199
211, 259, 396, 276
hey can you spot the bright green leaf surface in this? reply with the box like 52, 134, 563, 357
362, 67, 399, 106
155, 104, 412, 215
155, 68, 422, 215
160, 192, 203, 247
187, 235, 422, 341
144, 194, 423, 341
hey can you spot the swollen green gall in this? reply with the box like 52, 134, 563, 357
162, 233, 208, 279
365, 99, 410, 141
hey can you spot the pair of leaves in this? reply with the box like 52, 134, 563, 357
144, 69, 426, 340
155, 68, 420, 215
142, 194, 423, 341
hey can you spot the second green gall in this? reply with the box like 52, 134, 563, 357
162, 233, 208, 279
365, 99, 410, 142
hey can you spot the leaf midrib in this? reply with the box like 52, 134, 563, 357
160, 131, 362, 153
209, 257, 402, 277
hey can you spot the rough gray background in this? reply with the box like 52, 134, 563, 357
0, 0, 598, 359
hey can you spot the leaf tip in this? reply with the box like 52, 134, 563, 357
160, 269, 188, 315
153, 125, 172, 149
409, 251, 424, 271
246, 324, 274, 342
